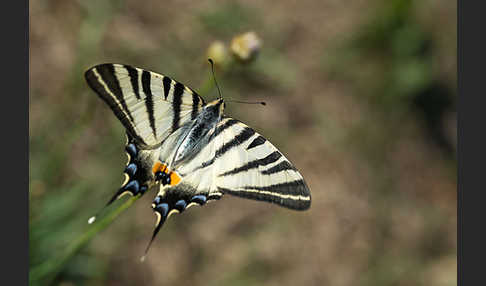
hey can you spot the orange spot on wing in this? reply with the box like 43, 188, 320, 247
152, 162, 168, 174
152, 162, 162, 174
169, 172, 181, 186
152, 161, 181, 186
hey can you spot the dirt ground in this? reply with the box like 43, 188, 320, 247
30, 0, 456, 285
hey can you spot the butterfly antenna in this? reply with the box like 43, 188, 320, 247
226, 99, 266, 106
208, 59, 223, 100
207, 59, 265, 106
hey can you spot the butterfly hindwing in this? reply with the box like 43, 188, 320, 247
85, 63, 205, 147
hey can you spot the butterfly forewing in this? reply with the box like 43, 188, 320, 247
85, 64, 205, 147
213, 119, 311, 210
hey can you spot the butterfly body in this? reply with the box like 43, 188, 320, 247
167, 98, 224, 168
85, 63, 311, 252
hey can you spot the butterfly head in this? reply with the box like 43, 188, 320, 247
219, 98, 226, 112
205, 98, 225, 116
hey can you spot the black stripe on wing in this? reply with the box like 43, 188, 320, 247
260, 160, 296, 175
196, 118, 240, 170
191, 92, 200, 120
215, 127, 255, 157
172, 82, 184, 131
93, 64, 134, 122
124, 65, 141, 100
218, 180, 311, 210
85, 64, 146, 145
142, 71, 158, 138
162, 76, 172, 100
213, 118, 239, 138
219, 151, 282, 176
247, 135, 266, 150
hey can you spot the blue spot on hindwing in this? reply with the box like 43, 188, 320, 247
156, 203, 169, 218
125, 143, 137, 157
174, 200, 187, 212
125, 163, 137, 176
191, 195, 207, 205
124, 180, 139, 193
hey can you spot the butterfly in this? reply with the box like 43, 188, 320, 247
85, 63, 311, 256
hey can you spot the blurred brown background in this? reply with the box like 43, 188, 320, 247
29, 0, 456, 285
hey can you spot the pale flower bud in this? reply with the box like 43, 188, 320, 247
230, 31, 262, 62
206, 41, 228, 67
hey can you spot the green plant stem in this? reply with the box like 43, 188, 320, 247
29, 195, 141, 285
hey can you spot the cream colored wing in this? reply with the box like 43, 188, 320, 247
145, 117, 311, 254
85, 63, 205, 148
213, 118, 311, 210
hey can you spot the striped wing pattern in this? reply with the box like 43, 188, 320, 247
214, 118, 311, 210
157, 117, 311, 211
86, 63, 311, 256
85, 64, 205, 147
146, 117, 310, 249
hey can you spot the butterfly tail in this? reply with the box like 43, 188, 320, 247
88, 134, 150, 224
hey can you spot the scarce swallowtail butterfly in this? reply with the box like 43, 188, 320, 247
85, 63, 311, 256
